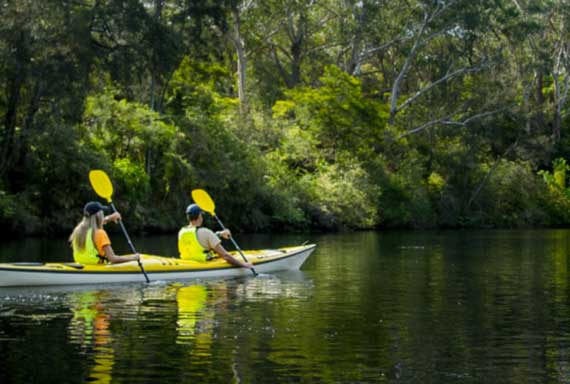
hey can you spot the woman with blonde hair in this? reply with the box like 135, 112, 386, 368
69, 201, 140, 265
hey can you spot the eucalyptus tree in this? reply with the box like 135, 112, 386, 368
516, 0, 570, 143
221, 0, 256, 114
246, 0, 340, 89
549, 8, 570, 143
381, 0, 502, 129
328, 0, 404, 77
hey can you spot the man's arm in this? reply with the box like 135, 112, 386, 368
215, 229, 231, 239
213, 243, 252, 268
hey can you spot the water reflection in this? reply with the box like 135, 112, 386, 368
175, 283, 215, 350
60, 273, 315, 382
7, 230, 570, 382
68, 291, 114, 384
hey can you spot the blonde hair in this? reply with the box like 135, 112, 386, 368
69, 211, 104, 250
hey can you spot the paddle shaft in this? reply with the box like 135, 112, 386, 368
213, 215, 257, 276
109, 202, 150, 283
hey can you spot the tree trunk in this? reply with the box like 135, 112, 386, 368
0, 75, 24, 177
534, 71, 545, 130
290, 38, 302, 87
149, 0, 164, 112
288, 11, 306, 88
388, 13, 429, 124
552, 71, 569, 142
147, 0, 165, 176
270, 7, 307, 89
536, 71, 544, 105
231, 7, 248, 115
235, 39, 248, 114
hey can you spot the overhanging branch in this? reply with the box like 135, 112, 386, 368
395, 64, 489, 114
397, 106, 512, 139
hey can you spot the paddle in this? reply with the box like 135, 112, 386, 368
191, 189, 257, 276
89, 170, 150, 283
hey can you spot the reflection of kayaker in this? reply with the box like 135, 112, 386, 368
175, 282, 233, 352
69, 201, 140, 265
68, 291, 114, 384
69, 291, 99, 345
176, 285, 208, 340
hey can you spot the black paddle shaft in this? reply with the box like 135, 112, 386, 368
213, 215, 257, 276
110, 202, 150, 283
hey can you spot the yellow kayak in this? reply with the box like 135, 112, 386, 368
0, 244, 316, 287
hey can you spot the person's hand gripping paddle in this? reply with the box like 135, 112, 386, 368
191, 189, 257, 277
89, 170, 150, 283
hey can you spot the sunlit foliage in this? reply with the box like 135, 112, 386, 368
2, 0, 570, 235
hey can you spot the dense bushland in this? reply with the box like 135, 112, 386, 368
1, 1, 570, 235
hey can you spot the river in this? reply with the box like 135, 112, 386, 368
1, 229, 570, 383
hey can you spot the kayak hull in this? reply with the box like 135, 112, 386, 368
0, 244, 316, 287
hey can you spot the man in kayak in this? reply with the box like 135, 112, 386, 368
69, 201, 140, 265
178, 204, 252, 268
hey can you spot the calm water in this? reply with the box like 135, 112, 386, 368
1, 229, 570, 383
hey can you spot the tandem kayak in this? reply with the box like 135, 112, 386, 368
0, 244, 316, 287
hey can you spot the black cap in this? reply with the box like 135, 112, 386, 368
84, 201, 109, 216
186, 203, 203, 219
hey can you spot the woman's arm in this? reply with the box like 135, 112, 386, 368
103, 245, 140, 264
103, 212, 121, 225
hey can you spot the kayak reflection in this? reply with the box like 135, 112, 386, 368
58, 273, 312, 382
68, 291, 114, 384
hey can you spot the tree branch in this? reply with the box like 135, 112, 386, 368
396, 64, 489, 114
389, 10, 430, 122
465, 139, 519, 211
398, 106, 512, 139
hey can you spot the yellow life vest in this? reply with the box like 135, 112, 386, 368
73, 228, 103, 265
178, 227, 212, 262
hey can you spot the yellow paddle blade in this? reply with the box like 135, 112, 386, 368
89, 170, 114, 203
191, 189, 216, 215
